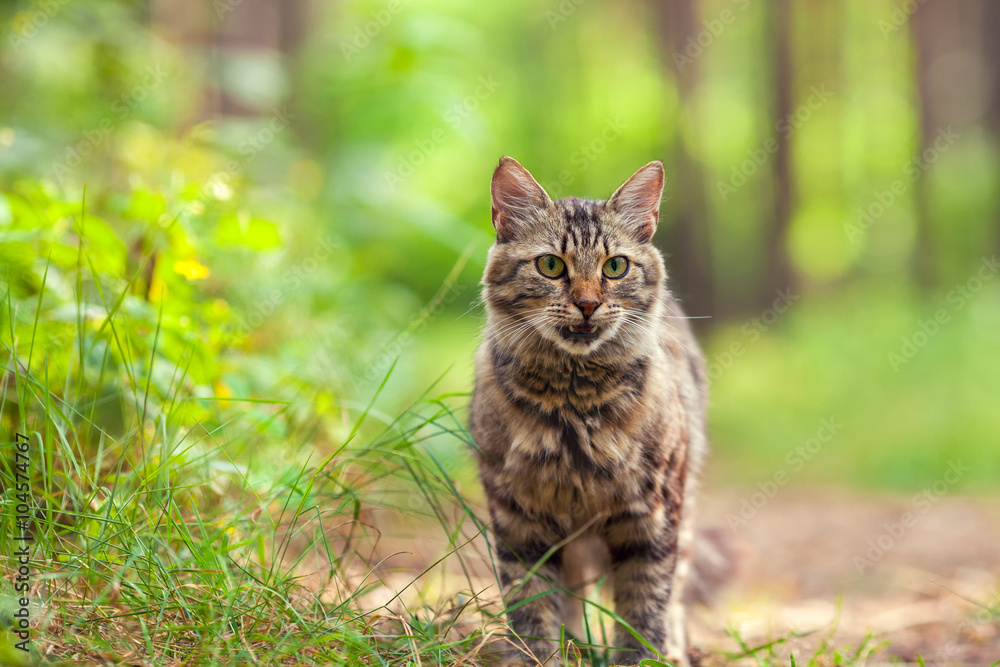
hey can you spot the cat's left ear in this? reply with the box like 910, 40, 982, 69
606, 161, 664, 243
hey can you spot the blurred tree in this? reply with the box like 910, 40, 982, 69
910, 0, 994, 285
150, 0, 218, 120
652, 0, 716, 325
912, 0, 942, 289
984, 0, 1000, 258
762, 0, 796, 310
150, 0, 304, 118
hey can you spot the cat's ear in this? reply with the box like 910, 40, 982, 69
607, 161, 664, 243
491, 156, 552, 242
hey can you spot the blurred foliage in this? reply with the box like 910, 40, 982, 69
1, 0, 999, 494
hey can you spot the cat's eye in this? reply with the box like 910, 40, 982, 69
536, 255, 566, 278
603, 256, 629, 278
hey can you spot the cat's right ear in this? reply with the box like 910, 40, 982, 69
490, 156, 552, 243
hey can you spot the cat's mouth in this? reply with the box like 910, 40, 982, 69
561, 323, 599, 342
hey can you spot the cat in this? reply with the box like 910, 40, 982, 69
470, 157, 712, 667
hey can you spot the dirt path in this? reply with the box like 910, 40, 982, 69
694, 490, 1000, 664
363, 488, 1000, 665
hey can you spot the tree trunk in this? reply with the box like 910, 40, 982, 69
760, 0, 796, 311
652, 0, 716, 328
911, 0, 940, 290
150, 0, 304, 119
984, 0, 1000, 258
150, 0, 218, 120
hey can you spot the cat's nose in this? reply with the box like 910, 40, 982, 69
575, 299, 599, 319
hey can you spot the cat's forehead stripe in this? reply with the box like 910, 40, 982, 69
557, 197, 602, 250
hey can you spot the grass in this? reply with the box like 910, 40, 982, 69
0, 217, 492, 663
720, 600, 886, 667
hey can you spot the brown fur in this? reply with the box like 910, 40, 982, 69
471, 157, 710, 666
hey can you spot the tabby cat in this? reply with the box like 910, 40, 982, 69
470, 157, 710, 666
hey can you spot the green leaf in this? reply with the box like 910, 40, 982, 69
215, 213, 282, 250
125, 188, 167, 222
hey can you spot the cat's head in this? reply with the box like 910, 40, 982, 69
482, 156, 666, 356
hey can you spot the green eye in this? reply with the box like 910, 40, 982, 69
536, 255, 566, 278
603, 256, 629, 278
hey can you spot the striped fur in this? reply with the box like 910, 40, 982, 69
472, 158, 709, 666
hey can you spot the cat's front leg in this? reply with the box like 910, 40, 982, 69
605, 507, 682, 666
492, 509, 568, 666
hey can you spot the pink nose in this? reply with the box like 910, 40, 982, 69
576, 300, 598, 318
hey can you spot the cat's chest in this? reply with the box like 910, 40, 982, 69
495, 420, 661, 524
485, 349, 676, 504
503, 353, 653, 420
509, 414, 642, 474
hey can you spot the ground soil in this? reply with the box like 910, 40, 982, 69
691, 489, 1000, 665
372, 487, 1000, 665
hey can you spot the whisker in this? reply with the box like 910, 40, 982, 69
621, 306, 712, 321
490, 312, 557, 357
618, 311, 699, 357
